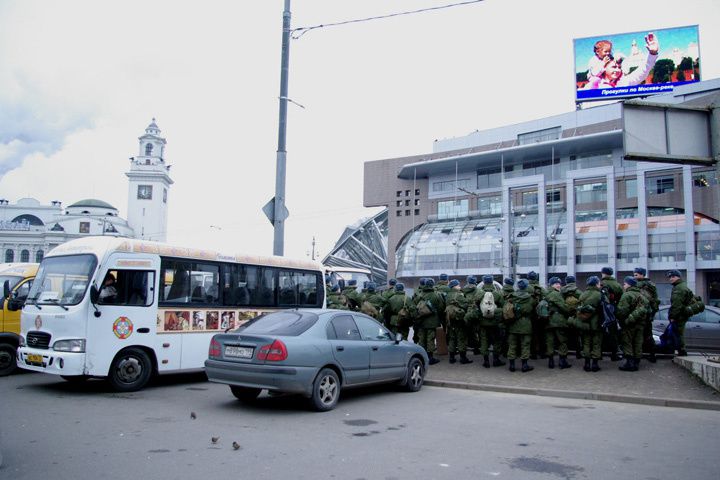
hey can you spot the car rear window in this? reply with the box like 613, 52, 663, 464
237, 311, 318, 336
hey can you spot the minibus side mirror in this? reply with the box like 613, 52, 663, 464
2, 280, 9, 299
90, 285, 99, 304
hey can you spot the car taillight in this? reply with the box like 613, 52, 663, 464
209, 338, 221, 358
257, 339, 287, 361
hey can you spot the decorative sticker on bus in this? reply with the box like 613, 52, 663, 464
113, 317, 134, 339
157, 309, 261, 333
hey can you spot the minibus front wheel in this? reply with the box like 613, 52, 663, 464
108, 347, 152, 392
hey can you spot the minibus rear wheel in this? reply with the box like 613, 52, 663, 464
108, 347, 152, 392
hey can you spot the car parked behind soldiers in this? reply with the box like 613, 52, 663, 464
478, 275, 505, 368
445, 279, 472, 364
561, 275, 583, 359
616, 276, 649, 372
414, 278, 445, 365
577, 276, 603, 372
634, 267, 659, 363
505, 279, 536, 373
600, 266, 623, 361
545, 277, 572, 369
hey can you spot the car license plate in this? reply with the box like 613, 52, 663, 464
27, 354, 43, 364
224, 345, 254, 359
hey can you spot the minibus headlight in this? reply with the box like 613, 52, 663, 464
53, 339, 86, 353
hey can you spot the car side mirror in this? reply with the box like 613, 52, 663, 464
395, 333, 402, 344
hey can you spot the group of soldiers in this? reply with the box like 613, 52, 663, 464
326, 266, 698, 373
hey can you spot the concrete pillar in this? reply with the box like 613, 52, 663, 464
683, 165, 697, 292
502, 185, 511, 280
566, 177, 576, 276
637, 170, 649, 272
606, 171, 617, 273
538, 181, 547, 286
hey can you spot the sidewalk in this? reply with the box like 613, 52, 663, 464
424, 352, 720, 410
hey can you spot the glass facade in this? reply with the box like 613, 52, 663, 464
437, 199, 469, 220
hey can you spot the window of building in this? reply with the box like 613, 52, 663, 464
138, 185, 153, 200
405, 190, 410, 196
396, 210, 402, 217
405, 209, 411, 216
517, 126, 561, 145
522, 191, 538, 207
79, 222, 90, 234
414, 209, 420, 216
432, 178, 473, 193
546, 189, 561, 205
20, 250, 29, 262
575, 182, 607, 204
396, 191, 402, 197
396, 200, 402, 207
4, 250, 13, 262
648, 232, 686, 262
437, 199, 469, 220
35, 250, 44, 263
477, 166, 502, 189
693, 171, 719, 188
145, 143, 153, 156
478, 195, 502, 216
646, 176, 675, 195
624, 178, 637, 198
405, 199, 410, 207
415, 189, 420, 195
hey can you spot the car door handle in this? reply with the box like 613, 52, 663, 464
336, 346, 344, 351
693, 325, 702, 328
372, 346, 379, 351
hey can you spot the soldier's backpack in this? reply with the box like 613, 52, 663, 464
564, 294, 580, 316
536, 298, 550, 319
600, 287, 616, 330
445, 304, 465, 326
397, 298, 413, 328
361, 301, 379, 318
639, 281, 660, 313
502, 298, 516, 323
417, 299, 434, 317
480, 291, 497, 318
688, 295, 705, 315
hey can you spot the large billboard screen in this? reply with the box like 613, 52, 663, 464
574, 25, 700, 102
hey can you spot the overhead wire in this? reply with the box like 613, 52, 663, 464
291, 0, 485, 39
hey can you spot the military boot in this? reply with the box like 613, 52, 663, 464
559, 356, 572, 369
583, 358, 591, 372
547, 355, 555, 369
610, 351, 621, 362
482, 355, 490, 368
492, 354, 505, 367
459, 352, 473, 364
428, 353, 440, 365
449, 352, 457, 364
521, 359, 534, 372
509, 360, 516, 372
618, 358, 634, 371
591, 359, 601, 372
648, 351, 657, 363
631, 357, 640, 371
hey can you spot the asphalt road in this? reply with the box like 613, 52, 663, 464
1, 371, 718, 480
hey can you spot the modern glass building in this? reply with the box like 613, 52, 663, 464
364, 80, 720, 305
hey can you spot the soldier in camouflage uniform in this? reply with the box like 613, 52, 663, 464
386, 283, 413, 340
445, 280, 472, 364
477, 275, 505, 368
436, 273, 451, 295
414, 278, 445, 365
668, 269, 694, 356
462, 276, 480, 355
544, 277, 572, 369
327, 284, 349, 310
360, 282, 386, 322
578, 276, 603, 372
634, 267, 659, 363
617, 276, 649, 371
383, 279, 398, 301
527, 271, 546, 359
341, 279, 362, 311
499, 277, 515, 358
506, 279, 536, 372
600, 267, 623, 361
561, 275, 583, 359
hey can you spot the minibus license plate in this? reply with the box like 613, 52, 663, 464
225, 346, 253, 359
27, 354, 43, 364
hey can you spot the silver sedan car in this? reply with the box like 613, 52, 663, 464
205, 309, 429, 411
653, 305, 720, 352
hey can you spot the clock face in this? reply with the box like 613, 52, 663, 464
138, 185, 153, 200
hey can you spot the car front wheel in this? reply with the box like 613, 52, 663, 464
310, 368, 340, 411
403, 357, 425, 392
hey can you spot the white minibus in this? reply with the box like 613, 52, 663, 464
17, 236, 325, 391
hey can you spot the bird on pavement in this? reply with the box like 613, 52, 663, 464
190, 411, 197, 420
232, 441, 240, 450
211, 436, 219, 444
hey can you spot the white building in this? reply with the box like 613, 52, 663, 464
0, 119, 173, 262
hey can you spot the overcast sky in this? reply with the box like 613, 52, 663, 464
1, 0, 718, 260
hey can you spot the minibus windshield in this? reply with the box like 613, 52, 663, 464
27, 255, 98, 306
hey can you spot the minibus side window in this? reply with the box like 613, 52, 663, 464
99, 270, 154, 307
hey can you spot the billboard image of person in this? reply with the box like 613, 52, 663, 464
574, 25, 700, 102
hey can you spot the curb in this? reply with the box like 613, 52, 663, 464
424, 379, 720, 411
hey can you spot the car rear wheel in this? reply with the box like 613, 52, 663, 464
230, 386, 261, 402
0, 344, 17, 376
310, 368, 340, 412
403, 357, 425, 392
108, 348, 152, 392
